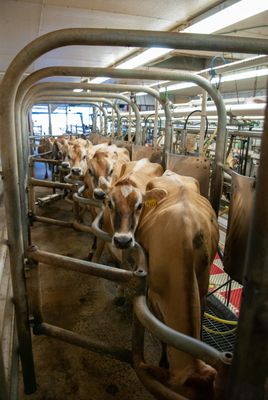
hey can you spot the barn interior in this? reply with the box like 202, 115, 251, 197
0, 1, 268, 400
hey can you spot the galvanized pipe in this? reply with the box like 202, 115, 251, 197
23, 85, 142, 143
27, 247, 135, 283
20, 68, 226, 213
25, 92, 139, 141
228, 102, 268, 399
133, 295, 232, 368
1, 27, 262, 393
132, 315, 189, 400
36, 322, 132, 364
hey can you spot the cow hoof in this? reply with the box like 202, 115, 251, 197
114, 296, 126, 306
140, 364, 169, 383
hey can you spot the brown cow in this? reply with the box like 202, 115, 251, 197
59, 138, 92, 177
98, 168, 219, 400
85, 144, 130, 201
91, 158, 163, 262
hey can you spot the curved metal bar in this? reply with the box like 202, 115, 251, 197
27, 246, 135, 283
19, 66, 226, 213
63, 173, 84, 186
2, 28, 261, 392
23, 81, 171, 146
73, 192, 103, 208
23, 84, 142, 143
91, 210, 112, 243
133, 295, 233, 368
132, 315, 189, 400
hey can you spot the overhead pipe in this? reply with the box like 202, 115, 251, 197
17, 66, 226, 213
23, 85, 142, 143
1, 27, 265, 394
22, 81, 172, 143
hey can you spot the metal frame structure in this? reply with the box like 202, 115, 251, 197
0, 28, 267, 399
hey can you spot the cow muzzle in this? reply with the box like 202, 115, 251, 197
93, 188, 106, 201
61, 162, 70, 169
71, 167, 82, 176
113, 233, 134, 249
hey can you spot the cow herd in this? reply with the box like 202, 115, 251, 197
36, 135, 219, 400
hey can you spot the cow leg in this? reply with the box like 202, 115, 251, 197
87, 236, 97, 260
159, 342, 169, 369
90, 238, 105, 263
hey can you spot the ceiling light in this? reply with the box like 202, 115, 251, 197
160, 68, 268, 92
89, 0, 268, 83
183, 0, 268, 34
89, 77, 110, 84
116, 48, 172, 69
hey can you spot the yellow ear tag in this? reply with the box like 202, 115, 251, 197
144, 199, 158, 208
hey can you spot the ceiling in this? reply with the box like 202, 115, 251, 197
1, 0, 268, 101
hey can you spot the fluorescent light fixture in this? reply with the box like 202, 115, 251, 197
116, 48, 172, 69
160, 68, 268, 92
89, 0, 268, 83
183, 0, 268, 34
73, 88, 83, 92
135, 92, 149, 97
90, 77, 110, 84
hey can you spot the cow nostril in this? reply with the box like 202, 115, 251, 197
71, 167, 81, 176
94, 189, 106, 200
113, 235, 133, 249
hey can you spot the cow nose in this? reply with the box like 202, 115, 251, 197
71, 167, 81, 176
94, 188, 106, 201
61, 162, 70, 169
113, 234, 133, 249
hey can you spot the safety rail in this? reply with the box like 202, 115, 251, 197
0, 194, 19, 400
0, 27, 267, 399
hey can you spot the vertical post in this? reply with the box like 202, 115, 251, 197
199, 90, 207, 155
128, 105, 132, 143
153, 100, 159, 148
228, 102, 268, 399
111, 108, 115, 139
48, 104, 53, 136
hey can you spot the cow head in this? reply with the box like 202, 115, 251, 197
61, 139, 92, 177
87, 149, 119, 200
105, 180, 166, 249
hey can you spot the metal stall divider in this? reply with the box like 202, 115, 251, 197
17, 66, 228, 213
1, 28, 267, 398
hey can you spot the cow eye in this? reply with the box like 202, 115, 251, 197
107, 200, 113, 209
82, 155, 86, 160
67, 155, 71, 160
136, 203, 143, 211
109, 169, 113, 176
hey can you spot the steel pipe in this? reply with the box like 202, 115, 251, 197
1, 27, 264, 393
132, 315, 189, 400
133, 295, 232, 368
24, 81, 171, 147
228, 103, 268, 400
20, 68, 226, 213
36, 322, 132, 364
27, 247, 135, 283
24, 86, 142, 143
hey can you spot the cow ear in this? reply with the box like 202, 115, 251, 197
55, 140, 63, 151
143, 188, 167, 208
111, 151, 118, 161
86, 139, 92, 148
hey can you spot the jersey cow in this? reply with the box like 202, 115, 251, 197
100, 168, 219, 400
86, 144, 130, 201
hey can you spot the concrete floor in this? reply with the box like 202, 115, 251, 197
19, 188, 158, 400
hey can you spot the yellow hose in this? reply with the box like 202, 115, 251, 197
203, 325, 237, 335
204, 312, 238, 326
